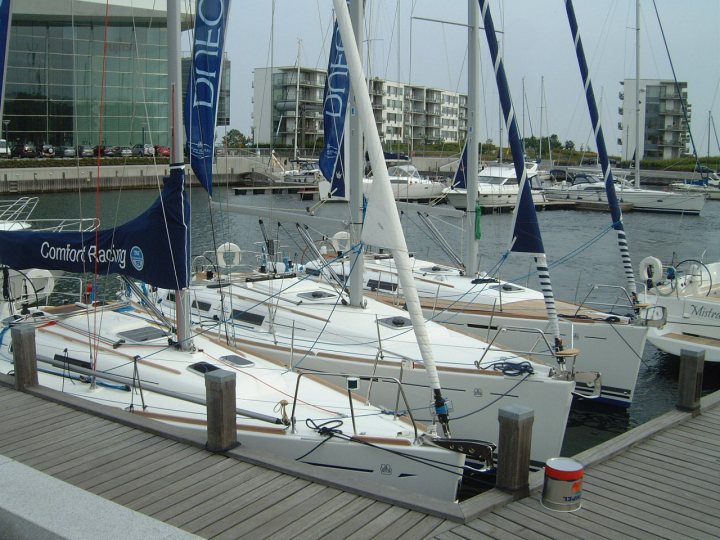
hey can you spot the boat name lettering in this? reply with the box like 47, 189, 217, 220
40, 242, 86, 263
688, 303, 720, 320
323, 25, 348, 118
191, 0, 225, 108
39, 242, 127, 269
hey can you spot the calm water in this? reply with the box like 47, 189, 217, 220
27, 185, 720, 456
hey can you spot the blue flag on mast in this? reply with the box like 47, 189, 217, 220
318, 20, 349, 198
184, 0, 230, 196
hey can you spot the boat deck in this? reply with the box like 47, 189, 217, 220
2, 376, 719, 539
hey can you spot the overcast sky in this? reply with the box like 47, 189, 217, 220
216, 0, 720, 156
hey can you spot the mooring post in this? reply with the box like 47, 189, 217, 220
677, 348, 705, 416
205, 369, 238, 452
496, 404, 534, 495
11, 324, 38, 391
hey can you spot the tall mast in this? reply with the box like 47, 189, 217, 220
478, 0, 564, 352
334, 0, 452, 436
294, 39, 301, 161
347, 0, 364, 308
168, 0, 191, 350
464, 0, 480, 276
634, 0, 641, 188
564, 0, 638, 303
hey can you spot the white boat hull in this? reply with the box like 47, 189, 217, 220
0, 306, 466, 501
641, 261, 720, 361
144, 276, 575, 465
545, 185, 706, 214
319, 255, 646, 407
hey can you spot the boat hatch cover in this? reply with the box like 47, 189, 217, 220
188, 362, 220, 375
221, 354, 255, 368
378, 316, 412, 329
116, 326, 169, 343
298, 290, 336, 301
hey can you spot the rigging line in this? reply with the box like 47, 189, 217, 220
650, 0, 699, 164
381, 0, 400, 80
88, 0, 113, 373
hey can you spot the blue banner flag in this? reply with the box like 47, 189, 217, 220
0, 169, 190, 290
318, 20, 349, 198
184, 0, 230, 195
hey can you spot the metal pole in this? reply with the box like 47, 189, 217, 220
634, 0, 641, 188
465, 0, 480, 276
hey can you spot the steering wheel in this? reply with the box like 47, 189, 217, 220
675, 259, 713, 296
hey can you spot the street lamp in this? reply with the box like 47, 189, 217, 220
2, 119, 9, 141
141, 125, 146, 145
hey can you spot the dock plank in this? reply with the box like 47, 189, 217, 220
3, 379, 720, 540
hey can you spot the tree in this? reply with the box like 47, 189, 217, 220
222, 129, 249, 148
564, 140, 575, 151
548, 134, 562, 150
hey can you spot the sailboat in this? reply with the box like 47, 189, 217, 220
305, 0, 646, 409
565, 0, 717, 363
196, 0, 577, 467
639, 256, 720, 361
443, 142, 546, 209
0, 0, 479, 503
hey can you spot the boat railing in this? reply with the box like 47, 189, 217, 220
0, 196, 38, 224
476, 325, 572, 370
572, 283, 636, 318
289, 371, 420, 441
33, 355, 283, 427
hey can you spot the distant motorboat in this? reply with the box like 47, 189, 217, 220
544, 172, 706, 214
444, 162, 546, 209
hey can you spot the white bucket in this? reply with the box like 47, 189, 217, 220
541, 457, 584, 512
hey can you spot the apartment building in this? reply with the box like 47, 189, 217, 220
252, 66, 467, 148
618, 78, 691, 160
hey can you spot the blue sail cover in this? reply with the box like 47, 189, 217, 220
0, 168, 190, 290
452, 140, 468, 189
479, 0, 543, 255
0, 0, 11, 109
184, 0, 230, 195
318, 20, 349, 198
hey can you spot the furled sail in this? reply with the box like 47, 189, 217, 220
184, 0, 230, 195
0, 169, 190, 290
333, 0, 451, 436
565, 0, 637, 300
318, 20, 349, 198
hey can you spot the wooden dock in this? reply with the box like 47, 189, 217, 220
2, 374, 719, 539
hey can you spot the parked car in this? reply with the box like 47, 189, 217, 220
40, 144, 55, 158
93, 145, 116, 157
58, 145, 76, 158
116, 146, 133, 158
154, 145, 170, 157
77, 145, 94, 158
11, 142, 37, 158
0, 139, 10, 158
132, 143, 155, 157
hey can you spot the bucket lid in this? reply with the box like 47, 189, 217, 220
545, 457, 584, 481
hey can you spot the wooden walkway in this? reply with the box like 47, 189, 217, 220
2, 376, 719, 539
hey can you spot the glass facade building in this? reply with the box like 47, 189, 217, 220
5, 18, 169, 148
2, 2, 230, 151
